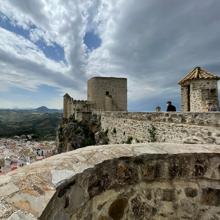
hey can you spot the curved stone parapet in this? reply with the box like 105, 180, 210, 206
1, 143, 220, 219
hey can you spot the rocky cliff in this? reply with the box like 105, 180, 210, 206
57, 114, 109, 153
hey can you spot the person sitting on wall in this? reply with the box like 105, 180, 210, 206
155, 106, 161, 112
166, 101, 176, 112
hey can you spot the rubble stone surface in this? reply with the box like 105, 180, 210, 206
100, 112, 220, 145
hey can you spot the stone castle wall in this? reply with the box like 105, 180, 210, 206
99, 112, 220, 145
1, 143, 220, 220
190, 80, 219, 112
181, 79, 219, 112
87, 77, 127, 111
180, 86, 189, 112
63, 77, 127, 119
63, 94, 93, 120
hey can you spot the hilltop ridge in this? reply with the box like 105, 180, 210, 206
0, 109, 62, 140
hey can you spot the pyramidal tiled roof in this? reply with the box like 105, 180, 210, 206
64, 93, 71, 98
178, 67, 220, 85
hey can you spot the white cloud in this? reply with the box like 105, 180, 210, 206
87, 0, 220, 108
0, 28, 71, 90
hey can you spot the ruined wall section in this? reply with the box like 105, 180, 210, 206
63, 94, 72, 119
71, 100, 94, 122
100, 112, 220, 145
1, 143, 220, 220
63, 94, 94, 121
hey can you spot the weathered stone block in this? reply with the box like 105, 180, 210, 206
162, 189, 175, 202
194, 159, 208, 177
201, 188, 220, 206
185, 188, 198, 198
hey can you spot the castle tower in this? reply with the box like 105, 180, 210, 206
63, 93, 73, 119
87, 77, 127, 111
63, 93, 70, 118
179, 67, 220, 112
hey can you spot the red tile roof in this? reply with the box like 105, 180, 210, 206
179, 67, 220, 85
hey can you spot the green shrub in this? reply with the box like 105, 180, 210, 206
126, 136, 133, 144
99, 130, 109, 144
148, 125, 157, 142
105, 129, 109, 135
113, 128, 117, 134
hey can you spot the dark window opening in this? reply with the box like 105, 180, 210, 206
187, 85, 190, 111
210, 89, 217, 95
106, 91, 109, 95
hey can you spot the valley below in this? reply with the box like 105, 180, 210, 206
0, 108, 62, 174
0, 108, 62, 140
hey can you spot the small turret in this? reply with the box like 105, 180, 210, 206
179, 67, 220, 112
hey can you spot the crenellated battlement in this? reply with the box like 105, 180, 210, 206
63, 93, 96, 120
72, 100, 90, 104
63, 77, 127, 120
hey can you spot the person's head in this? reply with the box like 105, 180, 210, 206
155, 106, 161, 112
167, 101, 172, 106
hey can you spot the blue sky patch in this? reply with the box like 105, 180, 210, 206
84, 31, 101, 51
0, 12, 66, 63
35, 40, 66, 63
0, 12, 30, 39
0, 84, 62, 109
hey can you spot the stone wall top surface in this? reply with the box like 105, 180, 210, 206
99, 111, 220, 126
88, 77, 127, 81
1, 143, 220, 219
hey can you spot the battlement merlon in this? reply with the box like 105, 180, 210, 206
63, 96, 94, 120
72, 100, 91, 104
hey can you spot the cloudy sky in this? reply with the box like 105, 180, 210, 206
0, 0, 220, 111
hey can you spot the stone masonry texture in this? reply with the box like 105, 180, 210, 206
87, 77, 127, 111
180, 79, 219, 112
179, 67, 220, 112
1, 143, 220, 219
100, 112, 220, 145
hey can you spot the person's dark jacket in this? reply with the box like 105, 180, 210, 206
167, 104, 176, 112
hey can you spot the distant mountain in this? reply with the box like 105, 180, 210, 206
0, 107, 63, 113
0, 109, 62, 140
34, 106, 62, 113
35, 106, 49, 112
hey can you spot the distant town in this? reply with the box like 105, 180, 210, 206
0, 135, 57, 174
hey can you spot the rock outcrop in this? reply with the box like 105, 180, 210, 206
57, 115, 100, 153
